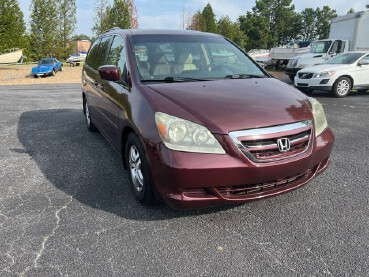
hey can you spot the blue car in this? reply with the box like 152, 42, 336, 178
31, 58, 63, 78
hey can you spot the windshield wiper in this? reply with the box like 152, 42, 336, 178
224, 74, 266, 79
141, 76, 212, 83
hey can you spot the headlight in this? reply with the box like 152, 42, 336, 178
313, 71, 335, 78
308, 97, 328, 137
155, 112, 225, 154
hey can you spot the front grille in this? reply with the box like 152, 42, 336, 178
298, 73, 313, 79
229, 120, 313, 163
216, 168, 313, 199
242, 130, 311, 161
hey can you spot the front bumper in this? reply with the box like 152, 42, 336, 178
147, 128, 334, 209
294, 76, 335, 91
32, 71, 52, 77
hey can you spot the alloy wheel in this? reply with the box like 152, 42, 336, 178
85, 101, 91, 126
337, 79, 350, 96
129, 145, 144, 192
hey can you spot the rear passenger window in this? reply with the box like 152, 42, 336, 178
86, 39, 101, 69
95, 36, 113, 70
107, 36, 126, 77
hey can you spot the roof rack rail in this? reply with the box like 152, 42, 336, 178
101, 27, 122, 34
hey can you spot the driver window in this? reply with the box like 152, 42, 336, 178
107, 35, 126, 78
330, 41, 339, 53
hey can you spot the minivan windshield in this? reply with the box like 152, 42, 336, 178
309, 41, 332, 54
131, 35, 267, 82
326, 52, 364, 64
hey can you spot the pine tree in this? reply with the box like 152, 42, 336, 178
56, 0, 77, 59
29, 0, 58, 60
0, 0, 26, 52
200, 4, 219, 33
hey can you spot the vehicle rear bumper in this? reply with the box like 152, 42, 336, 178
147, 128, 334, 209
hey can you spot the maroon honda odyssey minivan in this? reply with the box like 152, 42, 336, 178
82, 28, 334, 209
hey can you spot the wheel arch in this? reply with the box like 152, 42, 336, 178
335, 75, 354, 88
121, 126, 136, 169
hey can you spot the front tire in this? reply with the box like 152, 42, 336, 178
125, 133, 155, 205
333, 77, 351, 97
288, 75, 295, 82
84, 98, 97, 132
52, 69, 56, 76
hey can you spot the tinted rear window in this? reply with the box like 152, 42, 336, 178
86, 39, 101, 69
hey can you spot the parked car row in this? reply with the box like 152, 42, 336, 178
294, 51, 369, 97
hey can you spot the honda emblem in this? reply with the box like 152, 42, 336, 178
277, 138, 290, 152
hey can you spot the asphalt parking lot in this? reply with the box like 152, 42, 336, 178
0, 83, 368, 276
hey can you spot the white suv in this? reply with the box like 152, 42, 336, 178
294, 51, 369, 97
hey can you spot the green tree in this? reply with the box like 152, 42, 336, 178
315, 6, 337, 39
300, 8, 316, 40
252, 0, 297, 47
238, 12, 270, 50
0, 0, 26, 52
347, 8, 355, 14
109, 0, 131, 29
56, 0, 77, 59
92, 0, 111, 35
29, 0, 58, 60
71, 34, 91, 41
217, 16, 246, 49
200, 3, 219, 33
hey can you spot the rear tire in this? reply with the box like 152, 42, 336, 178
333, 77, 351, 98
125, 133, 155, 205
84, 97, 97, 132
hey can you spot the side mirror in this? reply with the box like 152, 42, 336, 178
359, 60, 369, 66
98, 65, 119, 81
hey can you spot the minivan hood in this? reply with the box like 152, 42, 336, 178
146, 78, 312, 134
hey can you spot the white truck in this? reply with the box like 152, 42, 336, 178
285, 10, 369, 80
